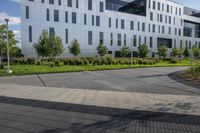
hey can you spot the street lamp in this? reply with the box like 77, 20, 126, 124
5, 19, 12, 74
130, 38, 133, 66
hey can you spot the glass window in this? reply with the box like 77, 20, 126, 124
150, 37, 153, 48
88, 31, 92, 45
124, 34, 126, 46
168, 27, 171, 34
152, 24, 155, 33
142, 23, 145, 32
116, 19, 118, 28
133, 35, 137, 47
149, 24, 151, 32
26, 6, 29, 19
58, 0, 61, 5
49, 27, 55, 36
109, 17, 111, 28
149, 0, 151, 8
76, 0, 79, 8
72, 12, 76, 24
153, 1, 156, 9
162, 26, 165, 34
167, 5, 169, 12
121, 19, 125, 29
100, 32, 104, 44
158, 2, 160, 10
162, 3, 164, 11
160, 14, 163, 22
100, 2, 104, 12
88, 0, 92, 10
150, 12, 153, 21
92, 15, 94, 26
54, 10, 59, 22
130, 21, 134, 30
29, 26, 32, 42
68, 0, 72, 7
49, 0, 54, 4
65, 29, 68, 44
84, 14, 87, 25
139, 36, 141, 45
179, 8, 181, 15
46, 9, 49, 21
65, 11, 68, 23
138, 22, 140, 31
117, 34, 121, 46
169, 16, 171, 24
96, 16, 100, 26
110, 33, 113, 46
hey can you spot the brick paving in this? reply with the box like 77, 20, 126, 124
0, 97, 199, 133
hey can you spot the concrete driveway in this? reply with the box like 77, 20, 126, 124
0, 67, 199, 95
0, 67, 200, 133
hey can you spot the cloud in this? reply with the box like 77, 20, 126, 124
10, 0, 21, 3
0, 12, 21, 25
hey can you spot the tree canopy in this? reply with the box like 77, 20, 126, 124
68, 39, 81, 56
138, 44, 149, 58
33, 30, 64, 59
97, 43, 108, 57
157, 45, 168, 58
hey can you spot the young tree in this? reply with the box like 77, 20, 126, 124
97, 43, 108, 57
68, 39, 81, 57
138, 44, 149, 58
183, 47, 190, 58
178, 40, 184, 57
157, 45, 168, 59
10, 46, 22, 57
33, 30, 64, 59
0, 24, 18, 68
192, 45, 200, 58
120, 46, 130, 57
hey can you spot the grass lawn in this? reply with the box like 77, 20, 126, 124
0, 59, 199, 76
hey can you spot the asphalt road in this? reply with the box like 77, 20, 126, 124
0, 67, 199, 95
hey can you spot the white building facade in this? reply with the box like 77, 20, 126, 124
21, 0, 200, 57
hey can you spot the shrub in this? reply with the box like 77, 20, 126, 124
138, 59, 143, 65
63, 59, 70, 65
54, 60, 61, 66
171, 58, 181, 64
13, 58, 28, 65
35, 60, 41, 65
83, 59, 89, 65
69, 59, 77, 66
27, 58, 35, 65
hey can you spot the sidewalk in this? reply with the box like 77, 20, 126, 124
0, 83, 200, 116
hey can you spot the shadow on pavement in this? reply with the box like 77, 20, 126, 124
0, 96, 200, 133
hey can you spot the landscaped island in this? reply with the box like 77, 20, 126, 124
0, 57, 199, 76
179, 66, 200, 84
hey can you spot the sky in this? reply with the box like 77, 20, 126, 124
0, 0, 200, 48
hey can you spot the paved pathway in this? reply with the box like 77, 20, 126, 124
0, 67, 199, 95
0, 67, 200, 133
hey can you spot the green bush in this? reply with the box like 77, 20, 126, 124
83, 59, 89, 65
27, 58, 35, 65
54, 60, 61, 66
63, 59, 70, 65
171, 58, 181, 64
35, 60, 41, 65
12, 58, 28, 65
